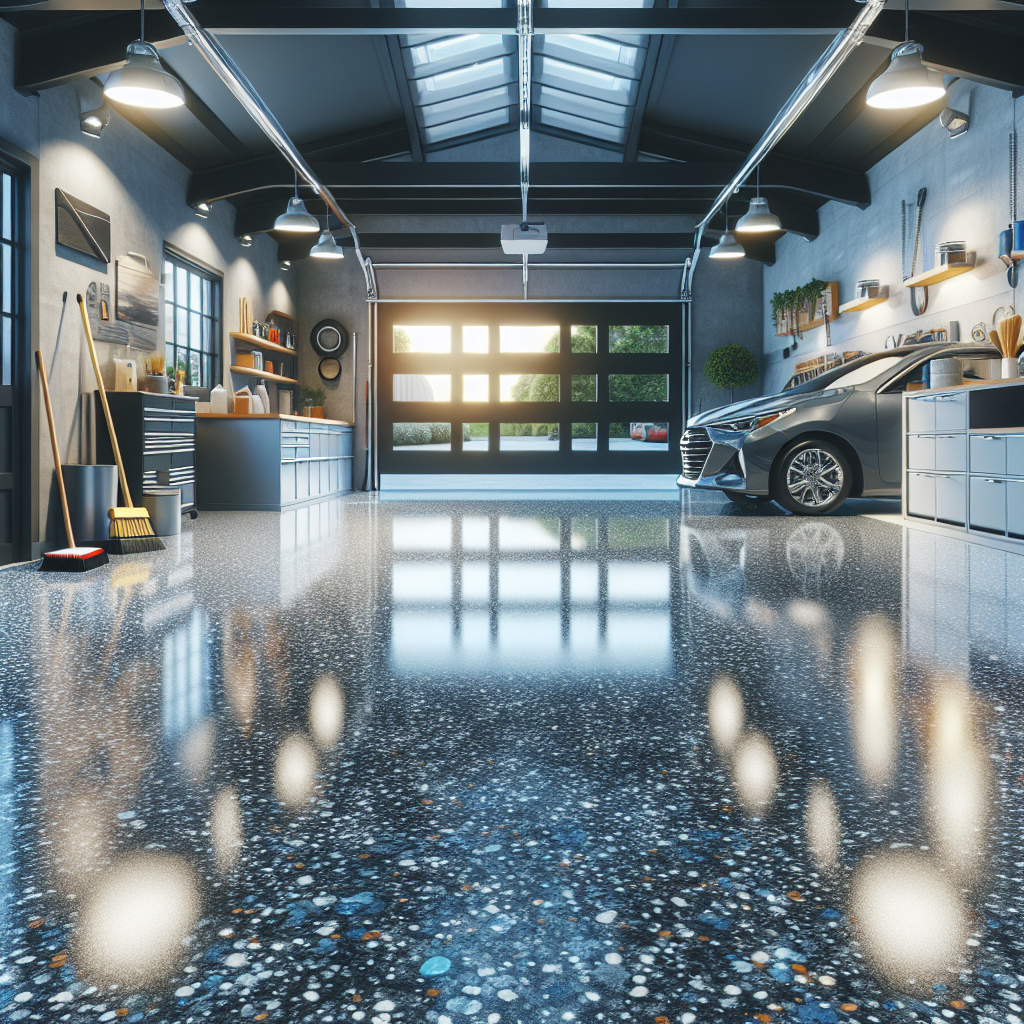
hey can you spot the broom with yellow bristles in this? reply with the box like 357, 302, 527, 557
77, 294, 165, 554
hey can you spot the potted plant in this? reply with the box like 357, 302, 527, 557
703, 344, 759, 402
301, 385, 326, 418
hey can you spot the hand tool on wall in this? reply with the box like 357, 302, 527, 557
903, 188, 928, 316
36, 350, 110, 572
77, 294, 165, 554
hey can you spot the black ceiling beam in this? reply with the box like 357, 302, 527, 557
189, 159, 863, 208
635, 126, 870, 206
14, 6, 1023, 92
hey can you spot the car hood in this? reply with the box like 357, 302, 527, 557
687, 391, 822, 429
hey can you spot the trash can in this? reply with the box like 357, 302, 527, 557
142, 488, 182, 537
62, 464, 118, 544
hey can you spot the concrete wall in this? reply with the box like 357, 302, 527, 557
0, 19, 293, 551
763, 79, 1024, 395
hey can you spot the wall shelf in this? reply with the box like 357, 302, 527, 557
229, 331, 296, 358
230, 364, 298, 385
267, 310, 296, 321
839, 288, 889, 314
904, 258, 975, 288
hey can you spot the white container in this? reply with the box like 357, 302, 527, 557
279, 390, 293, 415
210, 383, 228, 414
256, 382, 271, 415
1002, 357, 1020, 379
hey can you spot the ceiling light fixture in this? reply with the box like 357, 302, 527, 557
736, 165, 782, 234
710, 201, 746, 260
310, 217, 344, 260
80, 105, 110, 138
104, 0, 185, 109
274, 170, 320, 233
865, 0, 945, 110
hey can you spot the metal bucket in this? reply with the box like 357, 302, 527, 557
142, 488, 182, 537
62, 464, 118, 543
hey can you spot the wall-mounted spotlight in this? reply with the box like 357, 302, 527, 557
192, 201, 212, 219
80, 104, 111, 138
279, 260, 292, 271
939, 107, 969, 139
239, 234, 253, 248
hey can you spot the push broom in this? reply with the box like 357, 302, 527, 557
36, 350, 109, 572
77, 294, 165, 554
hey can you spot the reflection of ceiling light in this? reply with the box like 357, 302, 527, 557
736, 196, 782, 233
310, 230, 344, 260
939, 107, 970, 138
80, 105, 110, 138
192, 201, 212, 219
866, 41, 946, 110
274, 196, 319, 233
709, 231, 745, 259
238, 234, 253, 247
104, 41, 185, 109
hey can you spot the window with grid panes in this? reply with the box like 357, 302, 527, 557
1, 166, 17, 388
163, 249, 221, 389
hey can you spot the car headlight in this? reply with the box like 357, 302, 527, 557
711, 407, 796, 433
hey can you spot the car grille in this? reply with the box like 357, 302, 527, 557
680, 428, 713, 480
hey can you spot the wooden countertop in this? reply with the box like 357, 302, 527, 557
197, 413, 354, 426
913, 376, 1024, 395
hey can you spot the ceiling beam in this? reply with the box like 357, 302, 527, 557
624, 34, 665, 162
190, 159, 862, 211
14, 6, 1022, 92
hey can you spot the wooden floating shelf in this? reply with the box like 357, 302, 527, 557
904, 258, 975, 288
839, 289, 889, 314
266, 310, 296, 321
230, 364, 298, 385
230, 331, 296, 357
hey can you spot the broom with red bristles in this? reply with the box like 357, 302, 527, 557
36, 350, 109, 573
77, 294, 165, 554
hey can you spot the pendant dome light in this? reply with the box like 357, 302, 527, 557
709, 201, 746, 260
310, 217, 344, 259
736, 165, 782, 234
104, 1, 184, 109
274, 170, 320, 233
866, 0, 946, 110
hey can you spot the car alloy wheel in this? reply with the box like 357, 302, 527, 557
772, 440, 852, 515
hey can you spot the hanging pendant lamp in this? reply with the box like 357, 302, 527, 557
104, 1, 184, 109
736, 166, 782, 233
710, 201, 745, 259
310, 218, 345, 259
274, 172, 320, 233
866, 0, 945, 110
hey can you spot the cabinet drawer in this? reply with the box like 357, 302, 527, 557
1008, 480, 1024, 536
970, 435, 1007, 475
969, 477, 1007, 533
935, 474, 966, 525
933, 393, 967, 431
1007, 436, 1024, 477
907, 435, 935, 470
907, 472, 936, 518
907, 397, 935, 433
934, 434, 966, 472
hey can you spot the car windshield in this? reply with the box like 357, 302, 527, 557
782, 351, 910, 395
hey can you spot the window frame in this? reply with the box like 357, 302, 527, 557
162, 247, 222, 390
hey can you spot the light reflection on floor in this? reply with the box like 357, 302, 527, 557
0, 492, 1021, 1024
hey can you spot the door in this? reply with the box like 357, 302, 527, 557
377, 303, 682, 478
0, 157, 29, 565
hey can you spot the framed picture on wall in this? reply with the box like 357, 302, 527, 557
116, 253, 159, 329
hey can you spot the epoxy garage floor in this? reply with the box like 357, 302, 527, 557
0, 493, 1022, 1024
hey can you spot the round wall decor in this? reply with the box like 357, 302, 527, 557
318, 357, 342, 382
310, 319, 349, 357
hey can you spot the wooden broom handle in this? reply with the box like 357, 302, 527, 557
35, 350, 77, 549
77, 295, 133, 508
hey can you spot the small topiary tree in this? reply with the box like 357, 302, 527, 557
703, 344, 759, 403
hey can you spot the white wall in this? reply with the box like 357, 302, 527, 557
763, 80, 1023, 395
0, 19, 294, 549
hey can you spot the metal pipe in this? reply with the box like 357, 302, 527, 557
161, 0, 378, 301
681, 0, 885, 302
372, 262, 688, 269
517, 0, 533, 226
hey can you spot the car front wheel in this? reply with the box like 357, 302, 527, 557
771, 440, 852, 515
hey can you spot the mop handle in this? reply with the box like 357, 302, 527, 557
77, 295, 134, 507
35, 350, 77, 549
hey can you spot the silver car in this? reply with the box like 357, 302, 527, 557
678, 344, 1001, 515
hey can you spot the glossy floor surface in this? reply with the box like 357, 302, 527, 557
1, 493, 1022, 1024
